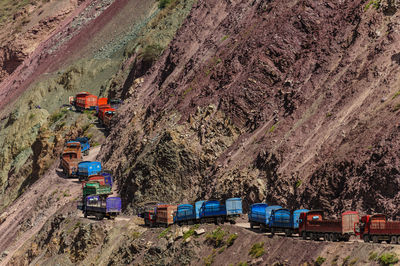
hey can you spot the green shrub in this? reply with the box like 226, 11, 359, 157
365, 0, 381, 11
218, 246, 226, 254
315, 256, 326, 265
249, 242, 264, 258
29, 113, 35, 120
183, 224, 199, 240
369, 252, 378, 261
378, 252, 398, 266
50, 112, 63, 123
349, 258, 358, 266
206, 227, 226, 247
158, 227, 170, 239
226, 233, 238, 247
238, 263, 248, 266
158, 0, 171, 9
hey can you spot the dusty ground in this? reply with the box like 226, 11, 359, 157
0, 145, 101, 265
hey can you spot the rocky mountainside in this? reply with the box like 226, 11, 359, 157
2, 0, 400, 264
99, 0, 400, 217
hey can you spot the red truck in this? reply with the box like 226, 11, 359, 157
299, 210, 359, 242
356, 214, 400, 244
60, 142, 82, 177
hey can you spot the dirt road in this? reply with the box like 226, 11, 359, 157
0, 146, 101, 265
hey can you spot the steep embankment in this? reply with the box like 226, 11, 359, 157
0, 0, 195, 213
8, 213, 400, 266
100, 0, 400, 217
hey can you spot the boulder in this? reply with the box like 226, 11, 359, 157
195, 228, 205, 235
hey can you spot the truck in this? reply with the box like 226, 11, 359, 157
268, 208, 310, 236
82, 182, 112, 198
155, 204, 177, 227
74, 92, 98, 110
356, 214, 400, 244
299, 210, 359, 242
248, 204, 282, 231
69, 137, 90, 156
60, 141, 82, 177
174, 201, 205, 225
77, 161, 102, 181
199, 198, 242, 224
98, 108, 115, 127
79, 195, 121, 220
81, 174, 113, 188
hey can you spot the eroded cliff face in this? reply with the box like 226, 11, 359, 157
99, 0, 400, 216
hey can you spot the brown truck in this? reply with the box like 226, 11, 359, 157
156, 205, 177, 227
60, 142, 82, 177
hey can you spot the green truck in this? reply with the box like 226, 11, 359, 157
83, 182, 112, 198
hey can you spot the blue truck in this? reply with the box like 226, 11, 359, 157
79, 195, 121, 220
248, 204, 282, 231
269, 208, 310, 235
199, 198, 242, 224
77, 161, 102, 181
249, 204, 309, 234
174, 200, 205, 225
69, 137, 90, 156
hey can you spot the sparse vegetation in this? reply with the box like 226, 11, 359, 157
349, 258, 358, 266
158, 227, 170, 239
206, 227, 226, 247
204, 249, 216, 266
29, 113, 35, 120
315, 256, 326, 265
140, 44, 164, 64
221, 35, 229, 41
378, 252, 398, 266
364, 0, 381, 11
183, 224, 199, 240
332, 255, 339, 265
226, 233, 238, 247
238, 263, 248, 266
343, 256, 350, 265
326, 112, 333, 117
249, 242, 265, 258
158, 0, 171, 9
392, 90, 400, 100
369, 252, 378, 261
131, 231, 141, 239
295, 180, 302, 188
218, 246, 226, 254
268, 122, 279, 133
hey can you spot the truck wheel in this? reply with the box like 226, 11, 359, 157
363, 234, 370, 243
84, 212, 87, 218
302, 232, 307, 240
259, 224, 265, 233
309, 232, 314, 241
270, 227, 275, 235
324, 233, 329, 241
372, 235, 379, 243
391, 236, 397, 244
250, 222, 254, 229
329, 233, 334, 242
285, 229, 292, 237
397, 236, 400, 244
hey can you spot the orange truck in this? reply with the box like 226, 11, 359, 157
60, 141, 82, 177
98, 105, 115, 127
74, 92, 98, 110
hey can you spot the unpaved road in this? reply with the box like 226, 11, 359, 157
0, 146, 101, 265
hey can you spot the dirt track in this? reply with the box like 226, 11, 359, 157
0, 146, 101, 265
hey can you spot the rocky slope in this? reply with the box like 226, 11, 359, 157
98, 0, 400, 218
8, 210, 400, 266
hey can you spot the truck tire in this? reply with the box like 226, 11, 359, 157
309, 232, 314, 241
270, 227, 275, 235
84, 212, 87, 218
302, 231, 307, 240
250, 222, 254, 229
372, 235, 379, 243
285, 229, 292, 237
363, 234, 370, 243
397, 236, 400, 244
391, 236, 397, 244
329, 233, 335, 242
324, 233, 329, 241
